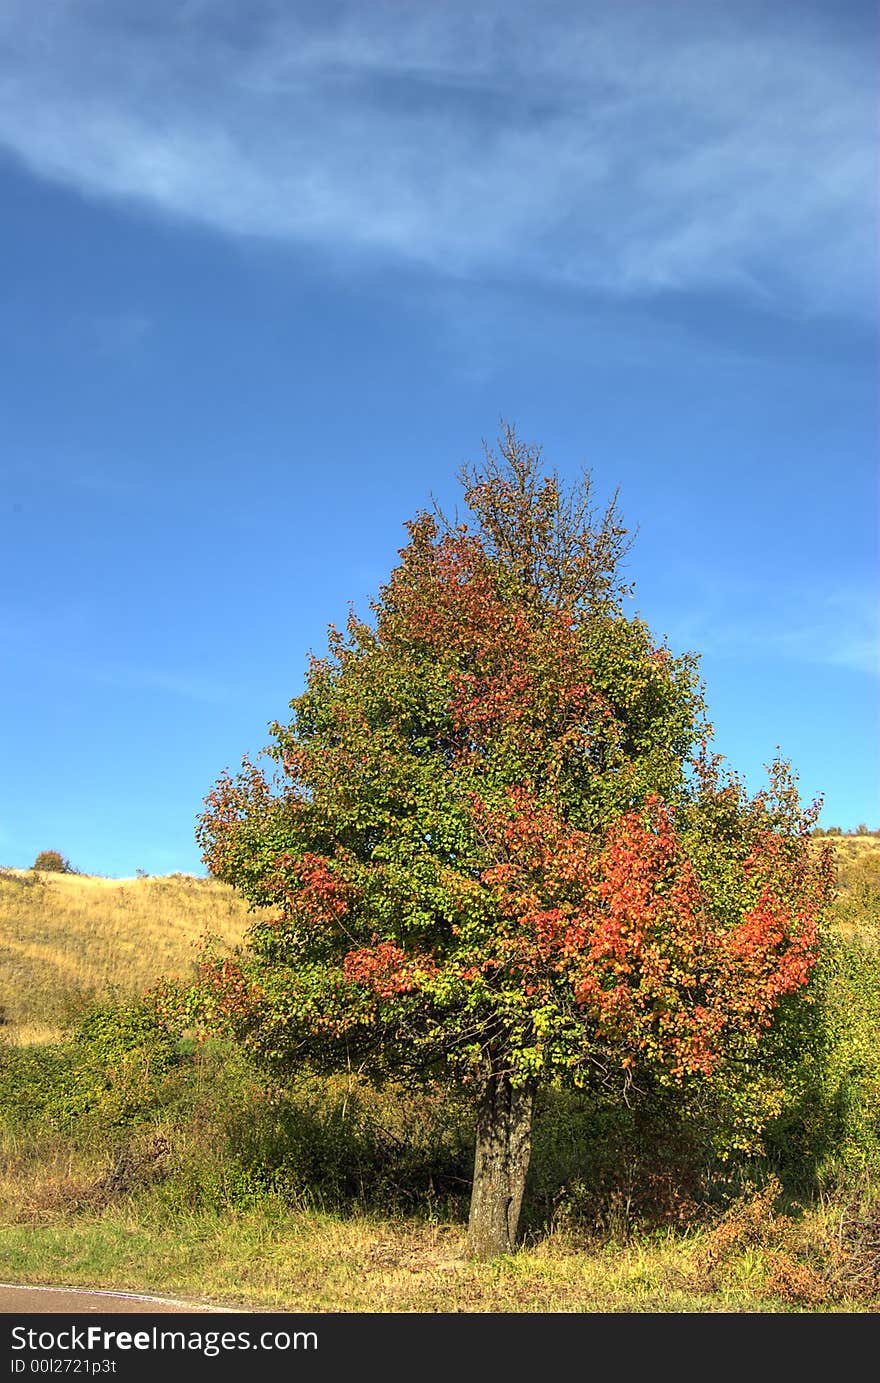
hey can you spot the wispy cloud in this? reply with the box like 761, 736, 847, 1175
0, 2, 873, 315
660, 580, 880, 678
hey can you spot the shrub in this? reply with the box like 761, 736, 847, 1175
32, 850, 71, 873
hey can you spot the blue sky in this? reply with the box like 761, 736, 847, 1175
1, 0, 877, 877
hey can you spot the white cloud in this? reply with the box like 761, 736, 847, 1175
0, 1, 874, 314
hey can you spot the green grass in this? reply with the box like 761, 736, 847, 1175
0, 1200, 868, 1312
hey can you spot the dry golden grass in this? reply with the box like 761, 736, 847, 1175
0, 869, 263, 1043
811, 832, 880, 862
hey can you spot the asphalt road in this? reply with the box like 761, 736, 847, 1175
0, 1284, 240, 1313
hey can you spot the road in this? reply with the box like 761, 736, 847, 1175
0, 1284, 241, 1313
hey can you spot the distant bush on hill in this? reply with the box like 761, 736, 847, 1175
32, 850, 72, 873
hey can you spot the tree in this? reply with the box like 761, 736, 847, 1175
195, 426, 833, 1258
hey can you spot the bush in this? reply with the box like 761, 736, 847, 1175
757, 926, 880, 1197
0, 997, 183, 1137
32, 850, 71, 873
0, 996, 473, 1219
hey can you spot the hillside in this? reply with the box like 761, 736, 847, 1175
1, 836, 877, 1046
816, 834, 880, 941
0, 869, 262, 1044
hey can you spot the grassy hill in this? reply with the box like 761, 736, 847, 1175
0, 868, 262, 1044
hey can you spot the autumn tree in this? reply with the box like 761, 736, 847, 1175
195, 426, 832, 1258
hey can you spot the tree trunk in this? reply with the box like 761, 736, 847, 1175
467, 1067, 535, 1260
